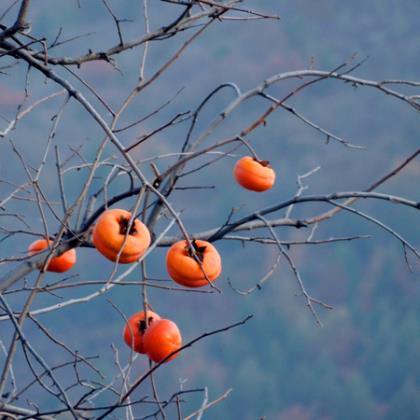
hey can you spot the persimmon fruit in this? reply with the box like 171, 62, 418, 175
166, 239, 222, 288
143, 319, 182, 363
92, 208, 151, 263
233, 156, 275, 192
28, 239, 77, 273
123, 310, 161, 353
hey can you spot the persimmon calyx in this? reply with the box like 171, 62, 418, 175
186, 239, 207, 262
118, 216, 138, 235
139, 316, 155, 333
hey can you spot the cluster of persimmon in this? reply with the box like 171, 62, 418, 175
27, 155, 275, 362
123, 310, 182, 363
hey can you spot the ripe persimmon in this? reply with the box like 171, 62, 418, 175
92, 208, 151, 263
123, 310, 161, 353
28, 239, 77, 273
233, 156, 275, 192
143, 319, 182, 363
166, 239, 222, 288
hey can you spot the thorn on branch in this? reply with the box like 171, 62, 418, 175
295, 220, 307, 229
153, 178, 161, 189
98, 52, 111, 62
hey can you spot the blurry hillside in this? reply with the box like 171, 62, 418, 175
0, 1, 419, 419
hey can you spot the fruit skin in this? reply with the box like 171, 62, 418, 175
28, 239, 77, 273
166, 239, 222, 288
143, 319, 182, 363
92, 208, 151, 263
233, 156, 276, 192
123, 310, 161, 353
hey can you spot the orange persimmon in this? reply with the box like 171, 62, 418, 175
166, 239, 222, 288
92, 208, 151, 263
123, 310, 161, 353
233, 156, 275, 192
28, 239, 77, 273
143, 319, 182, 363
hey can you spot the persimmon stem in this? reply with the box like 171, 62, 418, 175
252, 157, 271, 167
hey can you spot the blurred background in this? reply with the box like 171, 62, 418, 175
0, 1, 419, 419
